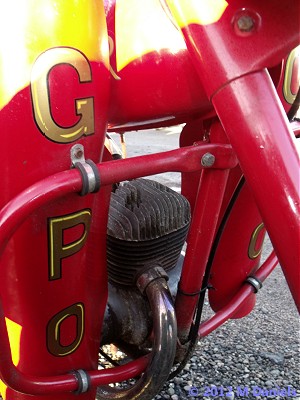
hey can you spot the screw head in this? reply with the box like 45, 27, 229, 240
236, 15, 255, 32
201, 153, 215, 167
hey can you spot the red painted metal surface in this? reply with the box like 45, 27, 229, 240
0, 2, 110, 399
200, 251, 279, 337
179, 120, 264, 320
0, 144, 236, 245
175, 168, 230, 342
179, 119, 206, 213
169, 0, 299, 98
208, 181, 266, 317
104, 0, 213, 131
105, 0, 297, 132
213, 71, 300, 312
0, 143, 236, 395
99, 143, 237, 184
166, 0, 299, 315
277, 46, 300, 114
0, 167, 147, 395
0, 0, 299, 397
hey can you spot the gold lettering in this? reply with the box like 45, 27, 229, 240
108, 36, 121, 80
283, 46, 300, 105
248, 223, 265, 260
48, 209, 91, 280
31, 47, 94, 143
47, 303, 84, 357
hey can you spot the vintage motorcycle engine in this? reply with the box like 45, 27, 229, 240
101, 178, 190, 349
107, 178, 190, 285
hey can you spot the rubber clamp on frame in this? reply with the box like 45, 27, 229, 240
74, 159, 100, 196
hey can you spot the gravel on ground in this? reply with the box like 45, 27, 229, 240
155, 263, 299, 400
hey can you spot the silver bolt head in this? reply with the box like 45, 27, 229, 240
237, 15, 255, 32
201, 152, 216, 167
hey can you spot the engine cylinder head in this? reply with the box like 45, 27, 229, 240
107, 179, 190, 285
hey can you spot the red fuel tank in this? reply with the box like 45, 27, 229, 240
0, 2, 110, 399
105, 0, 213, 131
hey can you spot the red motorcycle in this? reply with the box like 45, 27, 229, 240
0, 1, 299, 399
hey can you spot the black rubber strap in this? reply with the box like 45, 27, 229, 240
73, 369, 91, 394
74, 162, 89, 196
74, 160, 100, 196
86, 159, 101, 193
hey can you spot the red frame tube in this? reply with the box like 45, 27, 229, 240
199, 251, 279, 337
0, 143, 235, 395
0, 89, 297, 396
166, 0, 299, 313
213, 71, 300, 312
0, 143, 235, 251
0, 143, 236, 257
0, 87, 297, 395
175, 168, 229, 342
1, 2, 298, 398
99, 143, 237, 184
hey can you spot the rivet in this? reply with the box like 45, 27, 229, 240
236, 15, 255, 32
201, 153, 215, 167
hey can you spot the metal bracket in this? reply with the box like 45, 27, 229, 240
70, 144, 100, 196
246, 275, 263, 293
73, 369, 90, 394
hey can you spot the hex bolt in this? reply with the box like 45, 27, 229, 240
201, 152, 216, 167
236, 15, 255, 32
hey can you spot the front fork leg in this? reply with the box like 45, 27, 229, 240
213, 70, 300, 312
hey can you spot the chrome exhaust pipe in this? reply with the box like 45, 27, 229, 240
96, 266, 177, 400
